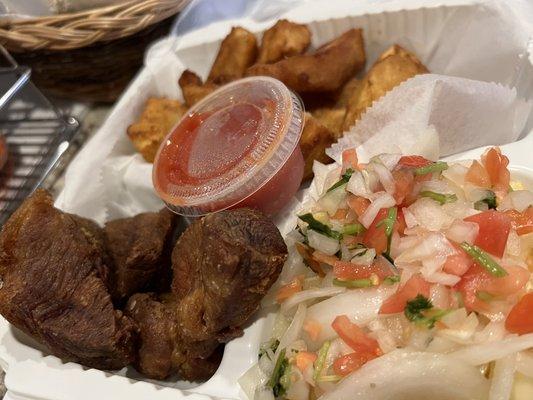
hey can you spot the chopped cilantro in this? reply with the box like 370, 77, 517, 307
376, 207, 397, 257
313, 341, 331, 381
474, 190, 497, 210
414, 161, 449, 175
460, 242, 507, 277
258, 338, 279, 360
383, 275, 401, 285
268, 348, 289, 397
327, 168, 355, 192
333, 278, 375, 288
343, 223, 366, 235
404, 295, 448, 329
298, 213, 342, 240
420, 191, 457, 205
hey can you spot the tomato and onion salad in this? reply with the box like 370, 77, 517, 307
240, 147, 533, 400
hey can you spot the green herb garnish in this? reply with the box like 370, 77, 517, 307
298, 213, 342, 240
383, 275, 401, 285
313, 341, 331, 381
333, 278, 375, 288
343, 223, 366, 235
420, 191, 458, 205
268, 348, 289, 397
376, 207, 397, 258
474, 190, 497, 210
460, 242, 508, 277
414, 161, 449, 176
404, 295, 448, 329
258, 338, 280, 360
327, 168, 355, 192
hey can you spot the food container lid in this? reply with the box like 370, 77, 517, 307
152, 76, 304, 216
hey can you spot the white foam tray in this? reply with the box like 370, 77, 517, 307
1, 1, 533, 399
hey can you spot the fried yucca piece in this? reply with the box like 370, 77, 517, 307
300, 113, 335, 181
309, 77, 361, 137
127, 98, 187, 163
208, 27, 258, 84
257, 19, 311, 64
247, 28, 365, 93
343, 44, 428, 130
178, 70, 218, 108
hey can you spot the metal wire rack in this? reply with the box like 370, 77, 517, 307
0, 46, 80, 226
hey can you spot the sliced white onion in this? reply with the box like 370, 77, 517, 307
505, 229, 521, 257
438, 312, 479, 344
238, 362, 270, 400
474, 321, 506, 344
307, 230, 340, 256
445, 219, 479, 244
372, 161, 396, 195
375, 153, 401, 170
501, 190, 533, 212
425, 271, 461, 286
255, 386, 276, 400
395, 232, 455, 265
402, 207, 419, 229
285, 368, 310, 400
281, 286, 346, 314
420, 179, 454, 195
319, 350, 489, 400
488, 353, 516, 400
359, 192, 396, 228
305, 285, 396, 346
517, 351, 533, 378
449, 333, 533, 365
318, 186, 347, 216
276, 303, 307, 357
408, 198, 454, 231
351, 248, 376, 265
312, 162, 341, 198
346, 170, 373, 199
429, 284, 451, 309
442, 163, 469, 188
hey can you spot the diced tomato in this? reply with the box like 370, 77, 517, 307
363, 208, 404, 254
379, 274, 431, 314
464, 210, 511, 258
481, 147, 510, 198
312, 250, 390, 281
303, 319, 322, 341
506, 293, 533, 335
455, 263, 529, 312
392, 169, 415, 205
465, 160, 491, 187
342, 149, 359, 171
276, 276, 303, 303
295, 351, 318, 372
331, 315, 381, 356
397, 155, 432, 168
443, 244, 473, 276
331, 208, 348, 220
333, 351, 375, 376
505, 207, 533, 236
348, 195, 370, 217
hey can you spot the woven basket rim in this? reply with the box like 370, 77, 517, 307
0, 0, 189, 51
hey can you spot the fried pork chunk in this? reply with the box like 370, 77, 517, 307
300, 113, 335, 181
343, 44, 428, 130
208, 27, 258, 84
104, 208, 177, 302
127, 98, 187, 163
246, 28, 365, 93
126, 209, 287, 381
0, 190, 137, 370
257, 19, 311, 64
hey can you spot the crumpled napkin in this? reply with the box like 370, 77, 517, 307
327, 74, 531, 164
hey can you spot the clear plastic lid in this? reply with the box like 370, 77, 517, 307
152, 76, 304, 216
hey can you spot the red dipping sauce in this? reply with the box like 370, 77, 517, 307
153, 77, 305, 216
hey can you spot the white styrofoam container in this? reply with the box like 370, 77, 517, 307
1, 1, 533, 399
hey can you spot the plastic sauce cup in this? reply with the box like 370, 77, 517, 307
152, 76, 305, 216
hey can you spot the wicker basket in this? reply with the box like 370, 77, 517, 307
0, 0, 190, 102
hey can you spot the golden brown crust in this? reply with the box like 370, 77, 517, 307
300, 113, 335, 181
342, 44, 428, 130
246, 28, 365, 93
257, 19, 311, 64
207, 27, 258, 84
178, 69, 218, 107
127, 97, 187, 163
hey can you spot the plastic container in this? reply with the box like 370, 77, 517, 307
153, 76, 305, 216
